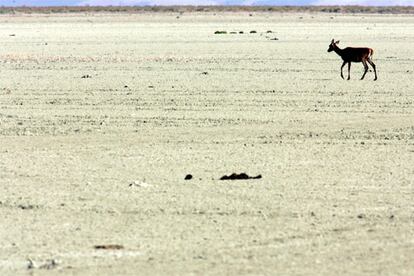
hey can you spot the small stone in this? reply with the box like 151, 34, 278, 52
184, 174, 193, 180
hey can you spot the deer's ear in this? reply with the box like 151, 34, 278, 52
331, 39, 334, 43
335, 40, 340, 44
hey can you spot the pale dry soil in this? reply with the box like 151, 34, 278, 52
0, 12, 413, 275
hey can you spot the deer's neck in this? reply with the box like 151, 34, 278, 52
333, 46, 343, 57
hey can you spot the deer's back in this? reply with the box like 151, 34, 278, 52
342, 47, 372, 62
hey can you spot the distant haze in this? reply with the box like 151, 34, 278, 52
1, 0, 413, 6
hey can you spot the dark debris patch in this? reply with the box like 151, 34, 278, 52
184, 174, 193, 180
219, 173, 262, 180
94, 244, 124, 250
17, 204, 38, 210
27, 258, 59, 270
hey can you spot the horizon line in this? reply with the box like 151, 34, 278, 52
1, 4, 413, 7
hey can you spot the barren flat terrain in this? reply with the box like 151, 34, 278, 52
0, 11, 413, 275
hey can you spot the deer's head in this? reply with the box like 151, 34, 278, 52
328, 39, 340, 52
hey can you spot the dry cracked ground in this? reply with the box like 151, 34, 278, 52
0, 12, 413, 275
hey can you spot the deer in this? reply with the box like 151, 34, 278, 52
327, 39, 377, 81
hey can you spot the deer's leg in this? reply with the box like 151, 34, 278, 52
340, 61, 346, 79
361, 60, 369, 80
367, 58, 377, 81
347, 62, 351, 80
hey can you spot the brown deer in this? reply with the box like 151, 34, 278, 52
328, 39, 377, 81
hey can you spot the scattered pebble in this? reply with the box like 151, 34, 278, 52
357, 214, 365, 219
184, 174, 193, 180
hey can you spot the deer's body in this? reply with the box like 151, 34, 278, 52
328, 39, 377, 81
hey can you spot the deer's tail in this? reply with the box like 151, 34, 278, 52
369, 48, 374, 59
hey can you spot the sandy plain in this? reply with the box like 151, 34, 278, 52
0, 11, 413, 275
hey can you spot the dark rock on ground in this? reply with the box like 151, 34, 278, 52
220, 173, 262, 180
